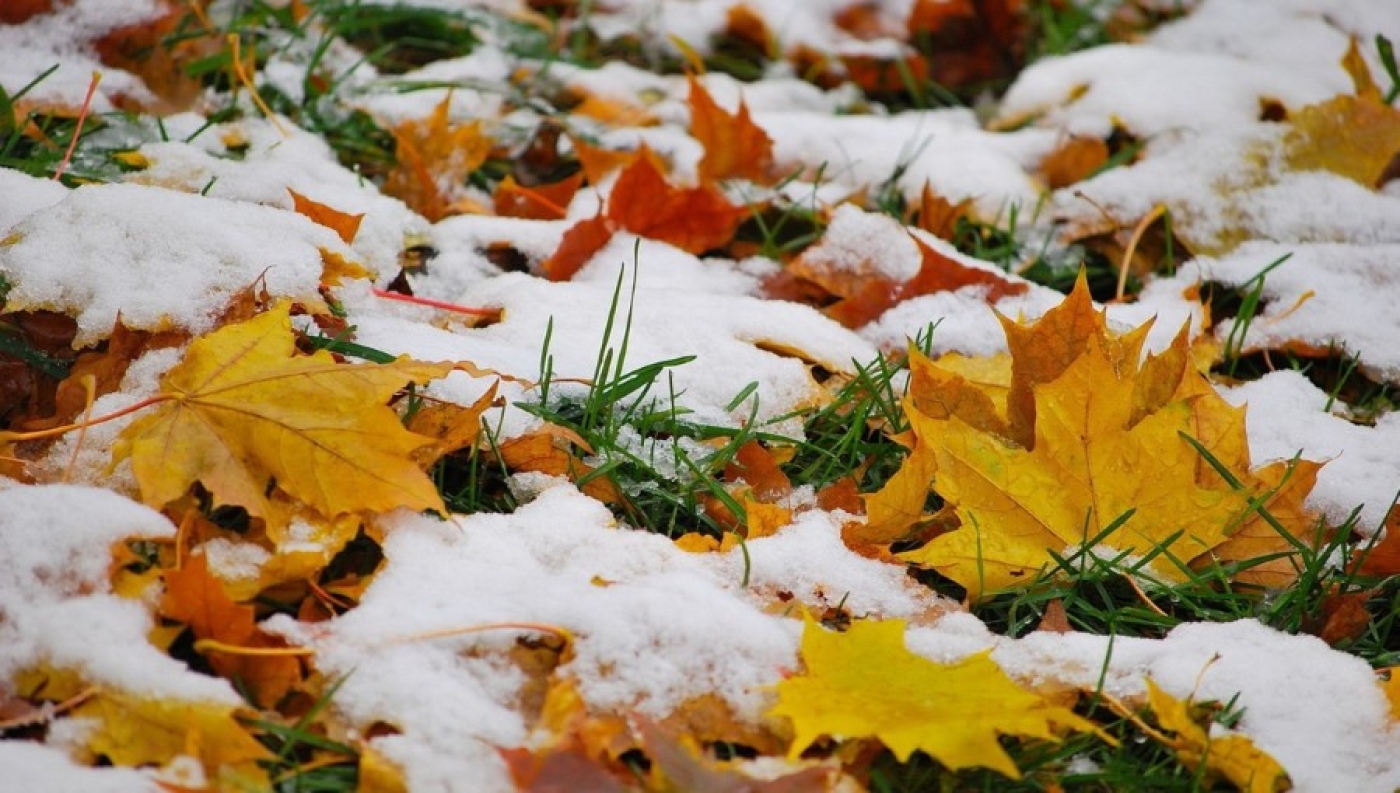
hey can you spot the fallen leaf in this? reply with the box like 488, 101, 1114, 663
1382, 669, 1400, 722
383, 94, 492, 221
494, 173, 583, 220
1285, 93, 1400, 188
406, 381, 499, 468
606, 153, 748, 254
913, 182, 974, 240
74, 690, 270, 782
496, 426, 626, 504
1353, 506, 1400, 577
161, 553, 301, 707
289, 188, 364, 244
1141, 680, 1290, 793
113, 301, 451, 527
541, 211, 614, 281
687, 75, 775, 183
895, 276, 1318, 597
637, 716, 834, 792
770, 617, 1101, 777
1039, 136, 1110, 189
1307, 586, 1374, 646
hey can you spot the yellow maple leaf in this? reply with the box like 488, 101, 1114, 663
891, 276, 1318, 598
1139, 680, 1290, 793
73, 689, 270, 781
1285, 93, 1400, 189
770, 618, 1103, 777
113, 301, 451, 526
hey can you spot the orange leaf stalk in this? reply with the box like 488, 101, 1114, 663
61, 374, 97, 483
194, 639, 315, 657
226, 33, 287, 135
388, 621, 574, 646
52, 71, 101, 182
371, 287, 500, 317
0, 393, 172, 444
1116, 204, 1166, 302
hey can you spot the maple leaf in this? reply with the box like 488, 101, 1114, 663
607, 153, 748, 254
1137, 680, 1290, 793
687, 75, 775, 183
73, 689, 270, 782
161, 553, 301, 707
113, 301, 451, 526
890, 276, 1318, 597
383, 94, 492, 221
770, 618, 1101, 777
1284, 93, 1400, 189
541, 152, 749, 279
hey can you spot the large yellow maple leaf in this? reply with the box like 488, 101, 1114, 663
770, 618, 1102, 777
113, 301, 451, 525
886, 276, 1318, 598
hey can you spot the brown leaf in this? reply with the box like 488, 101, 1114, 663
407, 382, 499, 468
913, 182, 974, 240
1354, 506, 1400, 577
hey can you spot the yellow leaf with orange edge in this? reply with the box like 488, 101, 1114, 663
73, 690, 270, 780
770, 618, 1103, 777
894, 275, 1320, 598
113, 301, 451, 528
1142, 679, 1290, 793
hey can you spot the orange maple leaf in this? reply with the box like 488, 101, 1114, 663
161, 553, 301, 707
112, 301, 452, 526
687, 75, 775, 183
383, 94, 492, 221
494, 173, 583, 220
541, 152, 749, 280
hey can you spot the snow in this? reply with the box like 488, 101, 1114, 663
0, 182, 345, 346
3, 0, 1400, 788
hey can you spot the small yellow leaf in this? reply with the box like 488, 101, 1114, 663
1143, 680, 1290, 793
770, 618, 1102, 777
113, 301, 451, 527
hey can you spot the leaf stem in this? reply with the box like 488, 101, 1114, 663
0, 393, 173, 444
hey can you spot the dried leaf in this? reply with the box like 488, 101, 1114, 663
74, 690, 270, 781
161, 553, 301, 707
606, 153, 747, 254
1039, 136, 1110, 189
1285, 94, 1400, 188
1142, 680, 1290, 793
383, 94, 491, 221
113, 301, 451, 526
770, 617, 1101, 777
494, 173, 583, 220
895, 276, 1318, 597
289, 188, 364, 244
687, 75, 775, 183
541, 211, 614, 281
